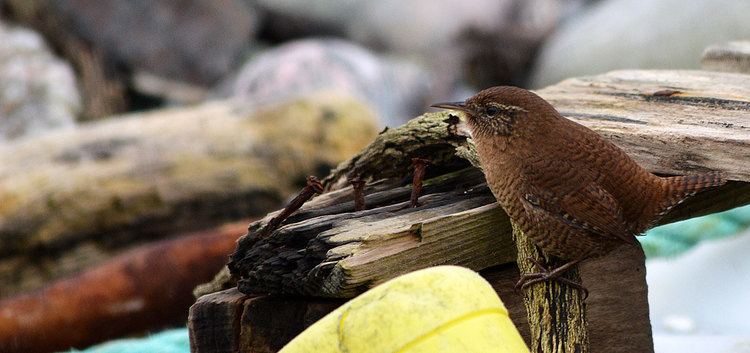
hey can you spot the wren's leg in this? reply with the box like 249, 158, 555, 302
515, 258, 588, 299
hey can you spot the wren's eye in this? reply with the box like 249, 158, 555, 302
485, 106, 501, 115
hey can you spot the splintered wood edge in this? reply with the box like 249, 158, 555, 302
320, 203, 515, 296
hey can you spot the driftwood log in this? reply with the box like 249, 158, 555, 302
0, 220, 248, 353
0, 93, 378, 298
198, 69, 750, 353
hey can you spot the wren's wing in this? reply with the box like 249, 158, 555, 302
520, 160, 637, 245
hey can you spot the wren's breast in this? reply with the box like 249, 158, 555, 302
473, 136, 524, 216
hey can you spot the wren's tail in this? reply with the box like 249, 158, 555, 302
647, 171, 727, 229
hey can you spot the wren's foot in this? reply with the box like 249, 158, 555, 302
515, 258, 589, 299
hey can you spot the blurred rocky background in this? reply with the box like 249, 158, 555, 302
0, 0, 748, 352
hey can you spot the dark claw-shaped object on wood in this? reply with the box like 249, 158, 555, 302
515, 257, 589, 299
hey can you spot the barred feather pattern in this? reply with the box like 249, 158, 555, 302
644, 171, 728, 229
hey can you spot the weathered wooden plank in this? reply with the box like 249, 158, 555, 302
701, 41, 750, 74
210, 69, 750, 353
581, 246, 652, 353
232, 168, 512, 297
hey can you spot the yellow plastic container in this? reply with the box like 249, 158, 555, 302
279, 265, 529, 353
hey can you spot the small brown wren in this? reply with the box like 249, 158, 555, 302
433, 86, 726, 293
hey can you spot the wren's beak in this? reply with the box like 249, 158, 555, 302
430, 101, 473, 115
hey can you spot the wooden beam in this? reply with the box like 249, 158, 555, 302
481, 245, 653, 353
230, 71, 750, 298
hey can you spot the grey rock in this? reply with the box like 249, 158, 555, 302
0, 22, 80, 141
51, 0, 260, 85
217, 39, 436, 126
531, 0, 750, 87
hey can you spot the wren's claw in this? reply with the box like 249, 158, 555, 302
515, 258, 589, 299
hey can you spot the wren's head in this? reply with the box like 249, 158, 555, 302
432, 86, 554, 137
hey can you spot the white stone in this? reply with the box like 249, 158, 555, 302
531, 0, 750, 87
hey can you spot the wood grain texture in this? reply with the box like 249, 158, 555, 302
701, 41, 750, 74
581, 245, 652, 353
481, 245, 653, 353
238, 296, 343, 353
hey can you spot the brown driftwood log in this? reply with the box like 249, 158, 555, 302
218, 69, 750, 353
0, 94, 378, 298
701, 41, 750, 74
0, 221, 247, 353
